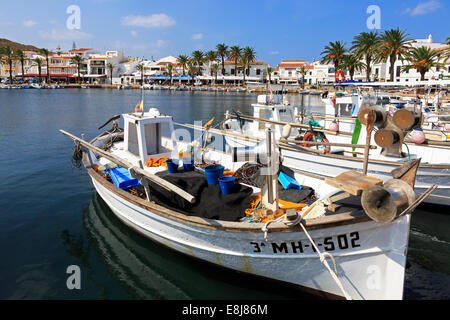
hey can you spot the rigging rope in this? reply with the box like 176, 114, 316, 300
263, 210, 353, 300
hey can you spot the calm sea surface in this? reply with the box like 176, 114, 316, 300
0, 89, 448, 299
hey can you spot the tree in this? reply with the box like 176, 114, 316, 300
402, 46, 443, 81
191, 50, 204, 75
15, 49, 26, 81
136, 64, 146, 84
216, 43, 229, 76
242, 46, 256, 80
351, 31, 381, 81
0, 46, 15, 84
166, 64, 173, 84
33, 57, 43, 84
204, 50, 218, 79
40, 48, 51, 83
297, 66, 307, 88
239, 56, 249, 83
70, 55, 84, 84
229, 46, 242, 85
266, 66, 273, 84
107, 63, 115, 85
342, 53, 365, 81
211, 63, 219, 85
320, 41, 347, 82
186, 60, 195, 85
380, 28, 413, 82
177, 55, 189, 75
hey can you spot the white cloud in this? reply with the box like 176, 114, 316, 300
404, 1, 442, 16
192, 33, 203, 40
39, 29, 93, 40
121, 14, 176, 28
130, 30, 137, 37
23, 20, 37, 27
155, 40, 168, 48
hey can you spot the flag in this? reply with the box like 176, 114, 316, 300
135, 100, 143, 113
269, 89, 274, 104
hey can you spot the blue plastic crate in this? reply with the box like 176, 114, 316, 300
278, 172, 302, 190
109, 167, 141, 189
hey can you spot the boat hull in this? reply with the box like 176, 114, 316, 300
89, 171, 411, 300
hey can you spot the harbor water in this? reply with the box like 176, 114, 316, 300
0, 89, 449, 299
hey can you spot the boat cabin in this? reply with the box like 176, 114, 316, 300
122, 109, 176, 165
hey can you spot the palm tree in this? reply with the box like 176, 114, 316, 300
0, 46, 15, 84
239, 56, 249, 83
14, 49, 26, 81
320, 41, 347, 82
342, 53, 365, 81
33, 57, 43, 84
443, 37, 450, 62
216, 43, 229, 76
166, 64, 174, 84
107, 63, 115, 85
70, 55, 84, 84
297, 66, 308, 88
380, 28, 413, 82
242, 47, 256, 80
204, 50, 218, 78
229, 46, 242, 84
402, 46, 443, 81
136, 64, 146, 84
211, 63, 219, 85
186, 60, 196, 85
39, 48, 50, 83
266, 66, 273, 84
177, 55, 189, 75
191, 50, 204, 75
351, 31, 382, 81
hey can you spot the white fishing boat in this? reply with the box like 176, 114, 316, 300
222, 95, 450, 206
60, 106, 434, 300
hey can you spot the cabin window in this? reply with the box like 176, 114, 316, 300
258, 109, 272, 130
279, 109, 294, 123
127, 122, 139, 156
338, 104, 353, 117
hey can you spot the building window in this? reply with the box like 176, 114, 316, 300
256, 69, 260, 75
396, 66, 401, 77
231, 68, 235, 75
375, 68, 379, 75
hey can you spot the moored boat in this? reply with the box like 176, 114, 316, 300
222, 95, 450, 206
60, 106, 434, 299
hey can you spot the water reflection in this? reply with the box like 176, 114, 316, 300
69, 193, 314, 300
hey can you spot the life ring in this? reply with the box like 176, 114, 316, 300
303, 131, 330, 153
335, 70, 345, 82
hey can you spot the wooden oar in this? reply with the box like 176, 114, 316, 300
60, 129, 196, 204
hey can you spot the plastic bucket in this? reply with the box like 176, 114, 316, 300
165, 159, 179, 173
205, 165, 223, 185
183, 158, 195, 172
219, 176, 235, 195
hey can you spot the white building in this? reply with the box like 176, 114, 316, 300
201, 59, 268, 85
276, 60, 307, 84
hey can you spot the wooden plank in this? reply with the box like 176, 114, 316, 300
324, 170, 383, 196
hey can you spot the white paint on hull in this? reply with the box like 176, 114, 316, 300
91, 176, 410, 300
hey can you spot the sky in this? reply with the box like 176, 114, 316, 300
0, 0, 448, 66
